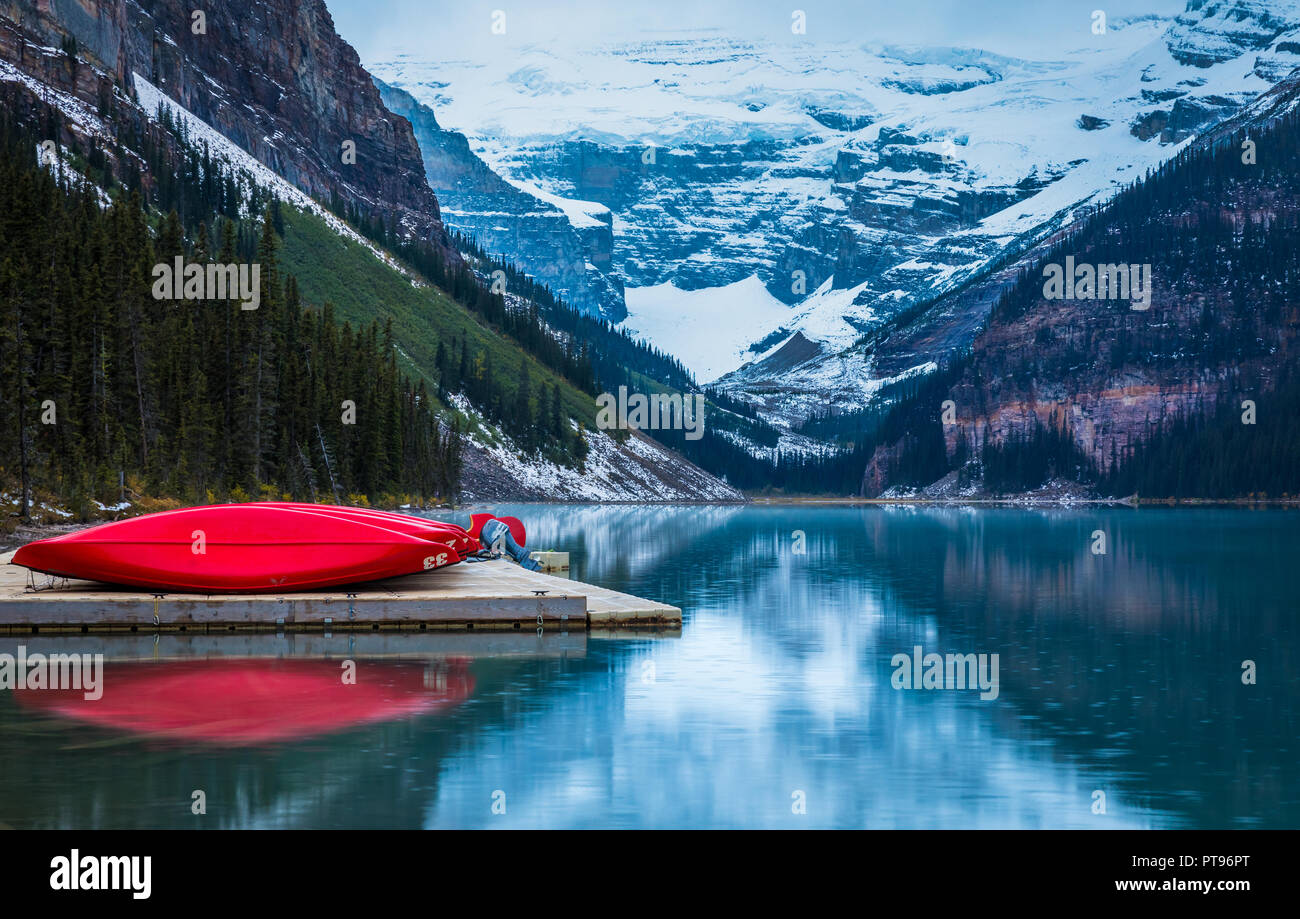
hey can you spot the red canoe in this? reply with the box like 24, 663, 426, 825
252, 503, 479, 558
11, 505, 459, 593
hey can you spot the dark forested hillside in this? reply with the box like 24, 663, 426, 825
861, 79, 1300, 500
332, 197, 702, 409
0, 110, 461, 520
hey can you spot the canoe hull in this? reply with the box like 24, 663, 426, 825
11, 505, 455, 593
250, 503, 479, 558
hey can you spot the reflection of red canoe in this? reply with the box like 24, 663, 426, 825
11, 505, 461, 593
16, 659, 474, 745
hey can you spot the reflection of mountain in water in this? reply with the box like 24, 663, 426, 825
455, 505, 1292, 827
855, 506, 1298, 828
402, 504, 1294, 827
427, 503, 746, 589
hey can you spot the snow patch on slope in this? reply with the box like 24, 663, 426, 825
622, 275, 792, 383
494, 172, 611, 229
36, 142, 112, 207
132, 73, 415, 282
0, 58, 114, 140
773, 277, 877, 355
450, 395, 742, 501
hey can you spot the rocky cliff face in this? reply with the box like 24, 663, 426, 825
126, 0, 455, 250
376, 79, 624, 319
0, 2, 158, 196
0, 1, 743, 502
10, 0, 455, 255
0, 0, 129, 81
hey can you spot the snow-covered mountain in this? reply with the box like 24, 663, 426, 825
370, 1, 1300, 429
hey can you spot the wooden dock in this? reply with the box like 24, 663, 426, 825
0, 552, 680, 632
0, 630, 593, 661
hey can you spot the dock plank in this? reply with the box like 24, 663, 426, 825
0, 553, 680, 630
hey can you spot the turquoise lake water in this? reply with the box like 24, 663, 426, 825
0, 505, 1295, 828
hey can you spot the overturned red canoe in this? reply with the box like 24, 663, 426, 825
252, 503, 479, 558
10, 505, 459, 593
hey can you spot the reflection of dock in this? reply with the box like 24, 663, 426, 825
0, 554, 680, 632
0, 630, 589, 661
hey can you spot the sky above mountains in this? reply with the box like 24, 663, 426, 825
330, 0, 1187, 63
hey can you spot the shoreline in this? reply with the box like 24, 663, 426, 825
744, 496, 1300, 507
5, 497, 1294, 552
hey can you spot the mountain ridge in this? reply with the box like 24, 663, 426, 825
861, 66, 1300, 499
370, 3, 1300, 429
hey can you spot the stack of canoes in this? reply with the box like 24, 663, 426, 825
9, 503, 532, 593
